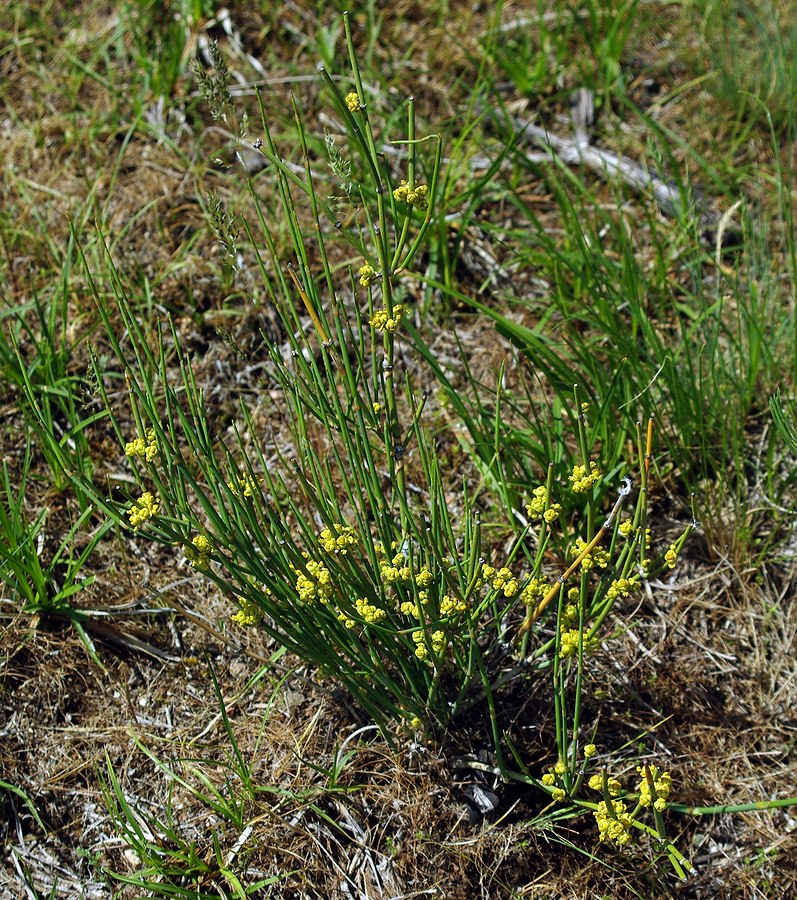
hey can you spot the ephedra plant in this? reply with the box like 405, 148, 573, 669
44, 16, 784, 880
90, 33, 692, 740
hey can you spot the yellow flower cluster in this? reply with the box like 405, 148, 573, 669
375, 544, 435, 619
128, 492, 160, 528
560, 628, 598, 660
664, 543, 678, 568
540, 760, 569, 801
400, 591, 430, 618
232, 597, 263, 627
359, 263, 376, 287
559, 628, 581, 659
606, 576, 640, 600
412, 628, 445, 659
588, 773, 622, 795
571, 537, 610, 571
544, 505, 561, 524
619, 519, 633, 536
636, 765, 672, 811
594, 799, 633, 845
483, 565, 519, 597
339, 597, 386, 629
440, 594, 467, 616
375, 544, 466, 635
380, 551, 412, 584
186, 534, 211, 568
584, 743, 598, 759
561, 603, 578, 627
227, 473, 260, 499
525, 485, 562, 524
345, 91, 361, 112
520, 576, 548, 604
294, 560, 332, 604
355, 597, 386, 624
569, 461, 602, 493
319, 524, 357, 555
392, 180, 429, 210
370, 304, 406, 333
415, 566, 433, 588
125, 429, 158, 462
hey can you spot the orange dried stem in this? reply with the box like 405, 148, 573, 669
518, 525, 608, 636
287, 264, 330, 345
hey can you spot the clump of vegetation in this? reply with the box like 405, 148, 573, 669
4, 2, 797, 897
